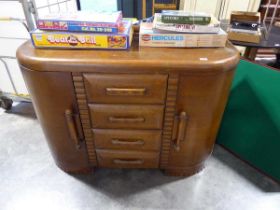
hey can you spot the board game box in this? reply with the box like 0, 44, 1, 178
31, 21, 133, 50
36, 11, 122, 33
153, 13, 220, 33
161, 10, 211, 25
139, 23, 227, 48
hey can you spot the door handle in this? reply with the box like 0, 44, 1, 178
109, 116, 145, 123
113, 159, 144, 165
111, 139, 145, 145
65, 109, 82, 149
172, 112, 188, 151
106, 88, 146, 96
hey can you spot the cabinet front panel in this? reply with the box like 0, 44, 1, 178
89, 104, 164, 129
83, 74, 168, 104
93, 129, 162, 151
168, 71, 235, 168
96, 150, 159, 168
21, 68, 90, 171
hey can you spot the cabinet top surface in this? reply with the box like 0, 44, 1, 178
17, 40, 239, 73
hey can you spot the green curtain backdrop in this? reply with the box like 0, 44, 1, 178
217, 59, 280, 182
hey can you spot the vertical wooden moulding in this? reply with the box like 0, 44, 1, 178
72, 72, 97, 166
160, 74, 179, 168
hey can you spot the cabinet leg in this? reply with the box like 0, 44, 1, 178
244, 47, 258, 60
164, 163, 205, 177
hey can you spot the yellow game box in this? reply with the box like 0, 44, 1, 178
30, 21, 133, 50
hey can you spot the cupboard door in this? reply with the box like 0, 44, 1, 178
21, 67, 90, 171
167, 71, 235, 170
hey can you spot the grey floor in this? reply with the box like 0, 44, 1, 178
0, 102, 280, 210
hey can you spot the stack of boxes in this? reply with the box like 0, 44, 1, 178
30, 11, 133, 50
227, 11, 261, 44
139, 10, 228, 48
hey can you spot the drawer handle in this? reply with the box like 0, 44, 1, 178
113, 159, 144, 165
65, 109, 82, 149
111, 139, 145, 145
106, 88, 146, 96
172, 112, 188, 151
109, 116, 145, 123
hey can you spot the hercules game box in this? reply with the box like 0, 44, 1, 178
139, 23, 227, 48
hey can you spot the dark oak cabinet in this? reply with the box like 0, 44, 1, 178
17, 40, 239, 176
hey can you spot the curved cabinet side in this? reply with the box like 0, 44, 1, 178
21, 66, 91, 173
166, 70, 235, 176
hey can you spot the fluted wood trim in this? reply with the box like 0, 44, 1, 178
160, 74, 179, 168
72, 73, 97, 166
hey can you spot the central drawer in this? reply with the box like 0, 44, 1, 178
89, 104, 164, 129
83, 74, 167, 104
93, 129, 161, 151
96, 150, 159, 168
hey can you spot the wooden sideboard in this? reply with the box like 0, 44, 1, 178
16, 40, 239, 176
